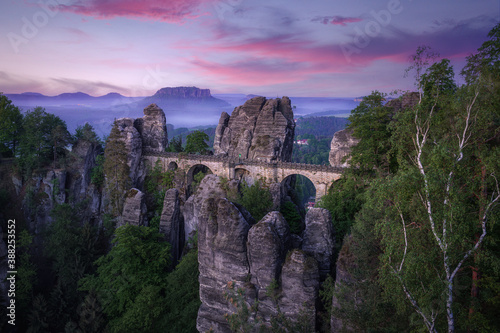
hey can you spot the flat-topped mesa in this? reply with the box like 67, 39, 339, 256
134, 103, 168, 152
153, 86, 211, 98
213, 96, 295, 162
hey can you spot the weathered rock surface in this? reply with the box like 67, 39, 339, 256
329, 128, 359, 168
197, 197, 252, 333
160, 188, 183, 264
114, 118, 143, 186
67, 139, 102, 202
302, 208, 335, 280
182, 174, 235, 244
331, 235, 356, 332
195, 179, 332, 331
213, 96, 295, 162
280, 249, 319, 327
247, 212, 290, 320
134, 104, 168, 152
23, 170, 67, 234
385, 91, 419, 112
120, 188, 147, 226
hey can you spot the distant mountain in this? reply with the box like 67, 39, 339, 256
5, 91, 140, 108
134, 86, 230, 110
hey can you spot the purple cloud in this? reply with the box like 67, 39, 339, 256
312, 15, 362, 26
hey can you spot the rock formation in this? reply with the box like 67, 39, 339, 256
120, 188, 147, 226
197, 197, 252, 333
160, 188, 183, 264
247, 212, 290, 321
385, 91, 419, 112
331, 235, 356, 332
66, 138, 102, 202
302, 208, 335, 280
113, 118, 143, 186
182, 174, 230, 244
213, 96, 295, 162
195, 176, 336, 331
280, 249, 319, 328
328, 128, 359, 168
134, 104, 168, 152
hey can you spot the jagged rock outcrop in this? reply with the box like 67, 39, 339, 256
247, 212, 290, 321
195, 177, 335, 331
302, 208, 335, 280
66, 139, 102, 202
23, 170, 67, 233
160, 188, 183, 264
113, 118, 143, 186
331, 235, 356, 332
120, 188, 147, 227
197, 197, 252, 333
280, 249, 319, 327
134, 104, 168, 152
213, 96, 295, 162
182, 174, 237, 244
385, 91, 419, 112
328, 128, 359, 168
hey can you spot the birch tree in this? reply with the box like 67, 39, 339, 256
378, 51, 500, 332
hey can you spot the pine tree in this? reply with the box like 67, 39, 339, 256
103, 121, 130, 216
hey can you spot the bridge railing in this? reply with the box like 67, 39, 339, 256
143, 149, 344, 173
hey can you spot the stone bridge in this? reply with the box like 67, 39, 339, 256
143, 149, 344, 201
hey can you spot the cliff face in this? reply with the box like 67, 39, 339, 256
328, 128, 359, 168
213, 96, 295, 162
194, 182, 335, 331
133, 103, 168, 152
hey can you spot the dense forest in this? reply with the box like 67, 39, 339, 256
0, 24, 499, 333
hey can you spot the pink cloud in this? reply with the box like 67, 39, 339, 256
56, 0, 215, 23
312, 16, 362, 26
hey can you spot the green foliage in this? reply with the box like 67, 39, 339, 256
144, 160, 174, 218
235, 180, 273, 222
292, 137, 332, 165
224, 282, 262, 332
91, 154, 105, 188
294, 116, 349, 140
318, 174, 365, 249
166, 135, 183, 152
74, 123, 101, 144
18, 107, 71, 176
347, 91, 395, 175
79, 225, 171, 332
0, 93, 23, 156
17, 230, 37, 314
27, 294, 52, 333
159, 249, 201, 333
184, 130, 210, 154
103, 120, 130, 216
280, 201, 302, 234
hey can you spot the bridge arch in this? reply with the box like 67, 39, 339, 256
234, 167, 253, 184
167, 161, 178, 171
281, 174, 317, 209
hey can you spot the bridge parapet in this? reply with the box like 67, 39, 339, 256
143, 149, 346, 173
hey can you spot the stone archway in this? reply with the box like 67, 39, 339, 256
186, 164, 213, 197
168, 161, 178, 171
234, 167, 253, 185
281, 174, 317, 210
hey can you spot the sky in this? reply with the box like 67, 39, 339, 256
0, 0, 499, 97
